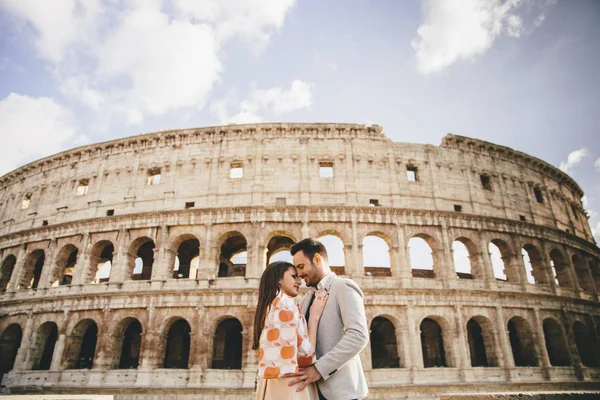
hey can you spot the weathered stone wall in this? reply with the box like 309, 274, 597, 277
0, 123, 599, 399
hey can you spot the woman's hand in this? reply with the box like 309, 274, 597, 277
309, 290, 329, 322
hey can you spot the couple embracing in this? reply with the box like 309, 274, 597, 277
253, 238, 369, 400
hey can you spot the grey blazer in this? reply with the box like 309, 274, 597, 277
300, 273, 369, 400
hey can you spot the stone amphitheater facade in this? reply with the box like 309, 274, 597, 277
0, 123, 599, 400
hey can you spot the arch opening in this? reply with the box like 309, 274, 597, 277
65, 319, 98, 369
164, 319, 191, 369
410, 237, 435, 279
118, 319, 142, 369
0, 255, 16, 292
131, 239, 155, 281
370, 316, 400, 368
573, 321, 599, 367
542, 318, 570, 366
31, 322, 58, 370
219, 234, 247, 277
0, 324, 22, 382
173, 239, 200, 279
212, 318, 242, 369
522, 245, 547, 285
363, 235, 391, 277
507, 317, 538, 367
90, 241, 114, 284
318, 234, 345, 275
420, 318, 447, 367
19, 250, 45, 289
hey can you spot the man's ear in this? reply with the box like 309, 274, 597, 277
313, 253, 322, 267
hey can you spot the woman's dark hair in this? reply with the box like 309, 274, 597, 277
252, 261, 296, 350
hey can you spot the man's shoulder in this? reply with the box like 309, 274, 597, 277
330, 276, 363, 294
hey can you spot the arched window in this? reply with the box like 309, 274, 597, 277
164, 319, 191, 369
0, 255, 16, 292
31, 322, 58, 370
572, 255, 594, 293
522, 245, 547, 285
452, 240, 472, 279
549, 249, 572, 288
131, 239, 155, 281
65, 319, 98, 369
266, 235, 295, 266
370, 317, 399, 368
542, 318, 570, 366
52, 245, 78, 286
219, 233, 247, 277
212, 318, 242, 369
466, 316, 498, 367
118, 319, 142, 369
420, 318, 447, 367
318, 234, 345, 275
507, 317, 538, 367
90, 241, 114, 284
573, 321, 599, 367
409, 237, 435, 278
0, 323, 22, 382
19, 250, 45, 289
362, 235, 391, 277
173, 238, 200, 279
489, 241, 507, 281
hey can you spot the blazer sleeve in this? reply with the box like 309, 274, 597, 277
314, 279, 369, 380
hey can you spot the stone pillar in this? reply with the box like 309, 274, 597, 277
532, 308, 551, 380
50, 333, 67, 371
189, 305, 204, 369
454, 306, 469, 380
406, 304, 423, 372
440, 221, 456, 286
71, 233, 90, 286
39, 238, 58, 289
301, 221, 310, 240
539, 240, 558, 295
109, 227, 130, 283
245, 223, 264, 279
563, 245, 582, 292
395, 223, 411, 284
198, 224, 214, 280
343, 137, 357, 205
8, 244, 27, 291
140, 331, 161, 369
343, 244, 356, 277
351, 216, 362, 277
479, 233, 495, 288
494, 306, 514, 381
151, 225, 170, 281
13, 312, 34, 370
510, 235, 529, 286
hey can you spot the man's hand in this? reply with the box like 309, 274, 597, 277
287, 365, 322, 392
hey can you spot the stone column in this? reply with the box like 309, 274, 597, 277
13, 312, 34, 370
563, 245, 582, 292
140, 331, 161, 369
189, 305, 204, 369
151, 225, 170, 281
301, 221, 310, 240
532, 308, 551, 380
71, 233, 90, 286
494, 306, 514, 381
197, 224, 214, 280
440, 221, 456, 286
395, 223, 411, 284
454, 306, 469, 380
351, 216, 362, 277
406, 304, 423, 372
39, 238, 58, 289
343, 137, 357, 205
539, 240, 558, 295
509, 235, 529, 286
50, 333, 67, 371
478, 233, 495, 288
109, 227, 130, 283
8, 244, 27, 291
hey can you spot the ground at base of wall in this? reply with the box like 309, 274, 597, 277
441, 393, 600, 400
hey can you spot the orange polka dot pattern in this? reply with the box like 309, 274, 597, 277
258, 291, 316, 379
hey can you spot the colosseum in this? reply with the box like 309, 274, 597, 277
0, 122, 599, 399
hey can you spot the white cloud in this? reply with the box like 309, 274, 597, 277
582, 195, 589, 208
1, 0, 296, 125
592, 221, 600, 244
211, 80, 314, 124
559, 148, 588, 174
0, 93, 85, 176
412, 0, 550, 75
0, 0, 102, 63
595, 158, 600, 171
173, 0, 296, 52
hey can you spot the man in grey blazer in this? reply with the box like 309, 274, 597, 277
288, 238, 369, 400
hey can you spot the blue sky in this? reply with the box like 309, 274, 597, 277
1, 0, 599, 242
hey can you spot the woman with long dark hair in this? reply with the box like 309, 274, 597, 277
253, 261, 328, 399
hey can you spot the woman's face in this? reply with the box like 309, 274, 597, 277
279, 266, 301, 297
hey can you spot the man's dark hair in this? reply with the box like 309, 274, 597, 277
290, 238, 328, 264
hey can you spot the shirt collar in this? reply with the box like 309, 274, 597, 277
317, 271, 336, 291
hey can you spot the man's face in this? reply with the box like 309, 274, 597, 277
293, 250, 321, 287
